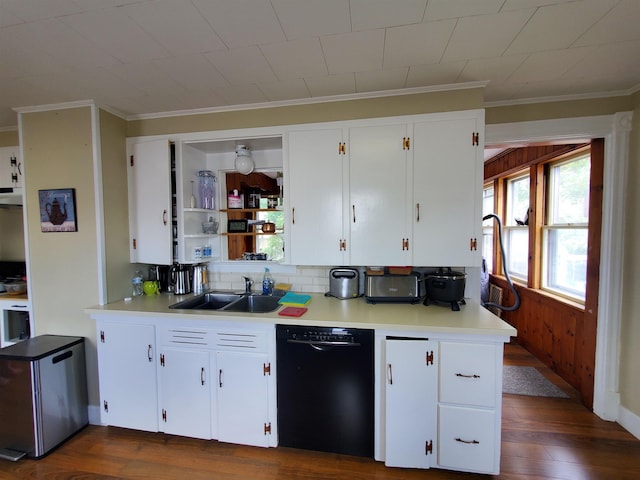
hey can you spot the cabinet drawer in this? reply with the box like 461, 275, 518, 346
438, 405, 496, 474
439, 342, 497, 407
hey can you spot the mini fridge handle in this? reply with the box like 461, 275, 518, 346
52, 350, 73, 364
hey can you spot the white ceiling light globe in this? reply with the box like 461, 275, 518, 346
235, 145, 254, 175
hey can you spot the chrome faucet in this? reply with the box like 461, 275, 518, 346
243, 276, 253, 294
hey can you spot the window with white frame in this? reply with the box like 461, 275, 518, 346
504, 174, 529, 281
482, 185, 494, 268
542, 154, 590, 301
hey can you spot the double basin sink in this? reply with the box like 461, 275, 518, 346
169, 292, 281, 313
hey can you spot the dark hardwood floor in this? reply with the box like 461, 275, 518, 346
1, 343, 639, 479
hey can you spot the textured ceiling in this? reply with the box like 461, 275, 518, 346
1, 0, 639, 130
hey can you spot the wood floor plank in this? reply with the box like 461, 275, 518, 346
0, 344, 638, 479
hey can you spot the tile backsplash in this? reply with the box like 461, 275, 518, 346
208, 266, 332, 294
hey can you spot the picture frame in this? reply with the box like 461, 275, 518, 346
38, 188, 78, 232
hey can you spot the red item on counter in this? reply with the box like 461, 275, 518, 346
278, 307, 308, 317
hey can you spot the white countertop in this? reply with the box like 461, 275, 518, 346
86, 292, 517, 339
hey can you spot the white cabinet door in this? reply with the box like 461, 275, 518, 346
437, 340, 502, 475
288, 128, 348, 265
349, 124, 411, 266
0, 147, 21, 189
412, 115, 482, 266
385, 338, 437, 469
216, 351, 270, 447
438, 405, 496, 473
96, 322, 158, 432
128, 139, 173, 265
158, 347, 211, 439
439, 341, 497, 408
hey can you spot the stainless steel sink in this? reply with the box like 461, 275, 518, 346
221, 294, 282, 313
169, 292, 242, 310
169, 292, 281, 313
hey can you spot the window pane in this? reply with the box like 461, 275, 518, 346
482, 186, 494, 268
257, 209, 284, 262
505, 227, 528, 280
544, 228, 587, 300
549, 155, 590, 225
506, 175, 529, 226
482, 186, 494, 224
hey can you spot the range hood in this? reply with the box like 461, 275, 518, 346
0, 187, 23, 206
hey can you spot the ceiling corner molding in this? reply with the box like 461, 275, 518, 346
13, 99, 97, 115
484, 88, 634, 109
127, 81, 490, 122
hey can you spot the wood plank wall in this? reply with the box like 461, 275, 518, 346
485, 141, 602, 409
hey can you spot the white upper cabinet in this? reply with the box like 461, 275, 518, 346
288, 128, 349, 265
285, 110, 483, 267
128, 139, 173, 265
349, 123, 412, 266
412, 113, 483, 266
0, 147, 22, 189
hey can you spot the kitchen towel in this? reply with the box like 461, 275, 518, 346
278, 292, 311, 306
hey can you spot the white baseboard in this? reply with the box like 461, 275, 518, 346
618, 405, 640, 440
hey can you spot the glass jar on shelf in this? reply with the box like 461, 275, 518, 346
198, 170, 216, 209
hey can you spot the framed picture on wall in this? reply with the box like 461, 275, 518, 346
38, 188, 78, 232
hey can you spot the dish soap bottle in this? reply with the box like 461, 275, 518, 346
262, 268, 273, 295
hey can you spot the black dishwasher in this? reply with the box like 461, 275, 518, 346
276, 325, 374, 457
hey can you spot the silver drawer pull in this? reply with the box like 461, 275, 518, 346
455, 437, 480, 445
455, 373, 480, 379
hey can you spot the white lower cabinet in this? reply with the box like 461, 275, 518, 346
381, 335, 505, 475
158, 347, 212, 439
216, 350, 270, 447
96, 321, 158, 432
95, 317, 275, 449
437, 341, 503, 475
438, 405, 496, 473
384, 338, 437, 469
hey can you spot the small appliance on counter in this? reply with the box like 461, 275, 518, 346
170, 263, 193, 295
364, 270, 422, 304
326, 268, 360, 299
424, 267, 467, 311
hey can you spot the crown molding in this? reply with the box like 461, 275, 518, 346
13, 100, 128, 122
126, 81, 489, 121
484, 86, 637, 108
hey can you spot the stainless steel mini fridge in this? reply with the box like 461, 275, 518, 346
0, 335, 88, 461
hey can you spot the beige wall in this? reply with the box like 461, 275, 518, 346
486, 96, 634, 124
0, 130, 19, 147
21, 106, 102, 407
620, 91, 640, 415
99, 109, 132, 304
0, 207, 25, 259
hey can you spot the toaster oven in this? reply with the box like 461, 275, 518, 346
364, 272, 423, 304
